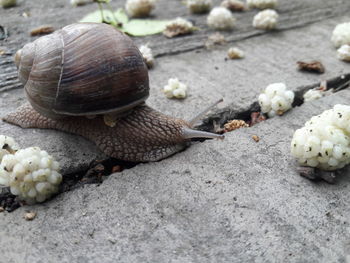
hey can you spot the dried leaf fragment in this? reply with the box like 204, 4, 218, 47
163, 18, 195, 38
30, 25, 55, 36
24, 211, 36, 221
205, 33, 226, 49
252, 135, 260, 142
249, 112, 266, 126
224, 120, 249, 132
0, 206, 4, 212
112, 165, 122, 173
221, 0, 246, 12
297, 61, 325, 74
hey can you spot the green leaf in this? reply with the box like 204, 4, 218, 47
80, 8, 169, 36
122, 19, 170, 36
80, 8, 128, 25
114, 8, 129, 24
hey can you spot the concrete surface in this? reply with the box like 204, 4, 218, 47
1, 90, 350, 263
1, 0, 350, 262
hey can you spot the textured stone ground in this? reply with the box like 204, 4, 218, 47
1, 0, 350, 262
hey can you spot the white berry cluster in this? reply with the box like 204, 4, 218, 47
185, 0, 212, 14
247, 0, 277, 9
291, 104, 350, 171
253, 9, 278, 30
125, 0, 155, 18
163, 78, 187, 99
258, 83, 295, 117
331, 22, 350, 48
207, 7, 235, 31
139, 44, 154, 68
0, 137, 62, 204
0, 135, 19, 160
337, 44, 350, 62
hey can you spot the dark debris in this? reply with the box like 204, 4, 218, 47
60, 158, 137, 192
297, 61, 325, 74
0, 188, 22, 212
297, 166, 339, 184
0, 25, 8, 40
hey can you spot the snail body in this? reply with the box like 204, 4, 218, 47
4, 23, 223, 162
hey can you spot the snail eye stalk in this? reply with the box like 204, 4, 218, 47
188, 98, 223, 127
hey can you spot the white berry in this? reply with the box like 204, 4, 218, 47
139, 45, 154, 68
291, 104, 350, 171
331, 22, 350, 48
163, 78, 188, 99
337, 44, 350, 62
258, 83, 294, 117
207, 7, 235, 31
253, 9, 278, 30
125, 0, 155, 18
0, 135, 19, 161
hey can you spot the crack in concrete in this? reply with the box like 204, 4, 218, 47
195, 73, 350, 133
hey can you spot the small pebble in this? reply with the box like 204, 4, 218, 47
252, 135, 260, 142
227, 47, 245, 59
24, 211, 36, 221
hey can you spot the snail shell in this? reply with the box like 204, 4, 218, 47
14, 23, 149, 119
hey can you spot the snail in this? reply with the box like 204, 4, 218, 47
3, 23, 224, 162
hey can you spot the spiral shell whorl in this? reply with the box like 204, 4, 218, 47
15, 43, 36, 87
14, 49, 22, 68
15, 23, 149, 119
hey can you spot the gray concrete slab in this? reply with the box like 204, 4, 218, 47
1, 1, 350, 262
1, 89, 350, 263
